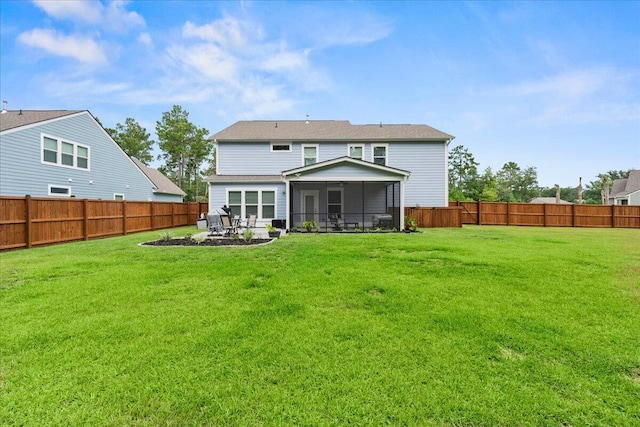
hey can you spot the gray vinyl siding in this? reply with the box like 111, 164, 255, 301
208, 182, 286, 224
216, 140, 448, 207
389, 142, 448, 207
218, 142, 370, 175
152, 193, 184, 202
0, 112, 156, 200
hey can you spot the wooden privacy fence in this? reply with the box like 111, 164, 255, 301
450, 201, 640, 228
404, 207, 463, 228
0, 196, 209, 250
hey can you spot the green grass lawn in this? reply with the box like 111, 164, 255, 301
1, 226, 639, 426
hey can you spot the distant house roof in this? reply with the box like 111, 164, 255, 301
530, 197, 572, 204
0, 110, 84, 132
212, 120, 454, 142
610, 170, 640, 197
131, 158, 186, 197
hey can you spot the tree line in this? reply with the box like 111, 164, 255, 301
100, 105, 214, 202
101, 109, 630, 205
448, 145, 631, 204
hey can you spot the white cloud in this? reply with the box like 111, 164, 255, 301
32, 0, 145, 33
138, 32, 152, 47
496, 67, 640, 124
18, 28, 107, 64
32, 0, 102, 23
182, 17, 249, 47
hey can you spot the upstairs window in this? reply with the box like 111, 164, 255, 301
271, 142, 291, 152
302, 145, 318, 166
348, 144, 364, 160
372, 144, 387, 165
41, 134, 90, 170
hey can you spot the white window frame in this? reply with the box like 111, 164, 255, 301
41, 133, 90, 171
270, 142, 292, 152
226, 188, 278, 220
114, 193, 125, 201
48, 184, 71, 197
347, 144, 365, 160
301, 144, 319, 166
371, 143, 388, 166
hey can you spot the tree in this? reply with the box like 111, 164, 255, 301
448, 145, 479, 200
156, 105, 211, 200
112, 118, 154, 165
495, 162, 540, 202
585, 170, 630, 204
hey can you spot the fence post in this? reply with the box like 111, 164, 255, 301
171, 203, 175, 228
150, 202, 155, 230
477, 201, 482, 225
572, 204, 576, 227
506, 202, 510, 226
543, 203, 548, 227
83, 199, 89, 241
611, 205, 616, 228
25, 195, 32, 249
122, 200, 128, 235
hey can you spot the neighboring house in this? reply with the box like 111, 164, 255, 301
206, 120, 454, 230
529, 197, 572, 204
131, 158, 186, 202
0, 108, 173, 201
609, 170, 640, 205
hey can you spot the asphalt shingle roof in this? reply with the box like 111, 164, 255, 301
0, 110, 84, 132
610, 170, 640, 197
131, 158, 186, 196
212, 120, 454, 141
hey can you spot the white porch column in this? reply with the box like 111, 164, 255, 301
284, 178, 290, 230
399, 179, 405, 231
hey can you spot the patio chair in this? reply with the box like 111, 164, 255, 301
246, 214, 257, 229
329, 213, 343, 231
220, 215, 236, 236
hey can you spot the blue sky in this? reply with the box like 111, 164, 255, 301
1, 0, 639, 188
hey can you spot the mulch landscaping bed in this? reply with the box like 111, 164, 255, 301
142, 238, 273, 247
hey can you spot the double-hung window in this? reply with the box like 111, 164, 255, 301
41, 134, 90, 170
227, 189, 277, 219
302, 145, 318, 166
348, 144, 364, 160
372, 144, 388, 165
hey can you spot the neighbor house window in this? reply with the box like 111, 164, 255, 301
41, 134, 90, 170
348, 144, 364, 160
48, 184, 71, 197
227, 189, 277, 219
114, 194, 125, 201
302, 145, 318, 166
372, 144, 387, 165
271, 142, 291, 152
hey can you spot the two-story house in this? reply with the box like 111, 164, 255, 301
207, 120, 454, 231
0, 108, 185, 201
